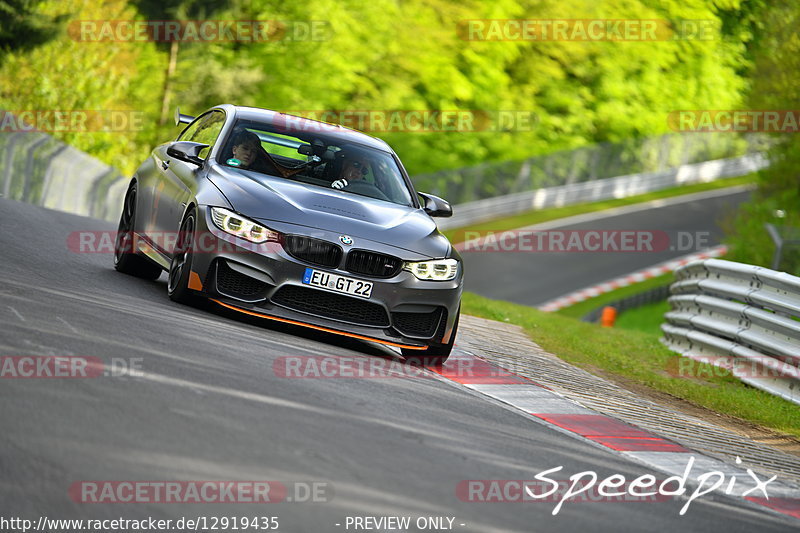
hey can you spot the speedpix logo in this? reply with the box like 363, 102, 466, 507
457, 456, 776, 516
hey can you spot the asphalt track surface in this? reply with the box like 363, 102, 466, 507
1, 196, 795, 532
461, 189, 750, 306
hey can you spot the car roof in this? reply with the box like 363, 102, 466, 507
218, 105, 394, 153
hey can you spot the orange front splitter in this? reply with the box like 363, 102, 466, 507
210, 299, 427, 351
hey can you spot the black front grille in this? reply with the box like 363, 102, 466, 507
271, 285, 390, 327
434, 306, 449, 342
284, 236, 342, 268
216, 261, 269, 299
346, 249, 403, 278
392, 308, 446, 338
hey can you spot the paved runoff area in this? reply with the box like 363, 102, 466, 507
441, 315, 800, 520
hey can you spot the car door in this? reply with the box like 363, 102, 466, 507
154, 110, 226, 255
142, 114, 203, 243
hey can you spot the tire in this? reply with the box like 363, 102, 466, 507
114, 183, 162, 280
401, 307, 460, 367
167, 210, 199, 304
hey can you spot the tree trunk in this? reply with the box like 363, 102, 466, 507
159, 40, 180, 125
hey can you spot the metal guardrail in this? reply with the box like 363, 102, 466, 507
0, 131, 127, 221
414, 131, 769, 205
661, 258, 800, 405
0, 129, 766, 234
438, 153, 768, 230
765, 222, 800, 271
582, 284, 672, 323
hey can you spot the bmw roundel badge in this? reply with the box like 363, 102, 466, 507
340, 235, 353, 246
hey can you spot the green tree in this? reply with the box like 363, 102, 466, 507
724, 0, 800, 272
0, 0, 65, 55
0, 0, 760, 181
0, 0, 165, 173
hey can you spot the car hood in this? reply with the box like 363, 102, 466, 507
207, 165, 452, 258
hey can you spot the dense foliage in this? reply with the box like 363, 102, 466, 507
0, 0, 758, 178
724, 0, 800, 272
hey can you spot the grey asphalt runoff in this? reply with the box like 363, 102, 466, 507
461, 189, 750, 306
0, 197, 795, 532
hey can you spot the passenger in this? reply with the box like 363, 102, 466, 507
331, 156, 371, 189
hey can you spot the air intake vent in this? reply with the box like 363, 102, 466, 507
346, 250, 403, 278
283, 236, 342, 268
215, 261, 269, 300
271, 285, 390, 327
392, 308, 446, 339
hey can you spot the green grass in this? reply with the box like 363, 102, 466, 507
461, 291, 800, 438
615, 300, 671, 335
443, 174, 756, 243
556, 273, 675, 320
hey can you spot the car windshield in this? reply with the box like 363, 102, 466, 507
218, 119, 415, 207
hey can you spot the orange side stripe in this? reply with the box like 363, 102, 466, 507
210, 299, 428, 351
188, 271, 203, 291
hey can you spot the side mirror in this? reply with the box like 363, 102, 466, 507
418, 192, 453, 218
167, 141, 208, 166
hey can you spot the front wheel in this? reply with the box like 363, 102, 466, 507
402, 308, 459, 367
167, 211, 199, 305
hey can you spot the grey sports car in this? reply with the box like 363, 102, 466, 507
114, 104, 463, 362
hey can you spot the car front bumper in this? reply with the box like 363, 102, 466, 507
187, 206, 463, 350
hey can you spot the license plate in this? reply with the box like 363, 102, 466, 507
302, 268, 373, 299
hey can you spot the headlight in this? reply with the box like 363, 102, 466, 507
210, 207, 279, 243
403, 258, 459, 281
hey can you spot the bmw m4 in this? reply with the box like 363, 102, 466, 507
113, 105, 463, 362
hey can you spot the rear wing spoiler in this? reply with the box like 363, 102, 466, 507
174, 107, 196, 126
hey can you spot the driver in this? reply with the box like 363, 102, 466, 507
227, 130, 263, 170
331, 155, 371, 189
